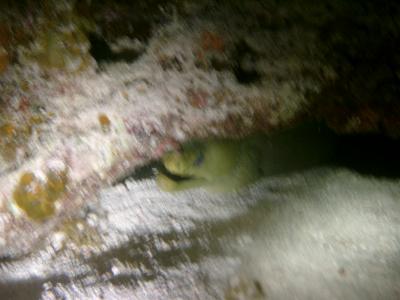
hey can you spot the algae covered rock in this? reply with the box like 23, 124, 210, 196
0, 122, 32, 166
19, 2, 95, 73
13, 167, 68, 221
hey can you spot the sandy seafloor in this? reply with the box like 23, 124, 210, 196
1, 167, 400, 300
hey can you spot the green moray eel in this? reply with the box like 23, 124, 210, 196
157, 123, 335, 192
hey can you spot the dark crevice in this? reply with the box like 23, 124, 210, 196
231, 40, 262, 85
88, 33, 143, 64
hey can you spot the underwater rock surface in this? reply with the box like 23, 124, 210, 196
0, 0, 334, 257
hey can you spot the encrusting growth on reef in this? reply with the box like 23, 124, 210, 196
18, 1, 95, 73
13, 167, 68, 221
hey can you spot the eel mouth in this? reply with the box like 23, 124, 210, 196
158, 164, 196, 182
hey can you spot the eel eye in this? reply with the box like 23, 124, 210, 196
193, 152, 204, 166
